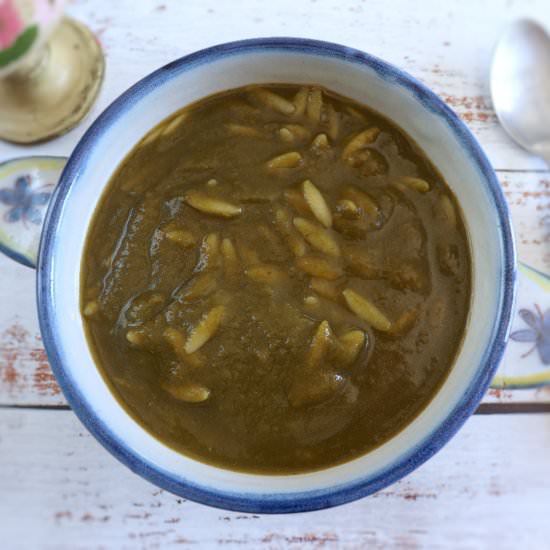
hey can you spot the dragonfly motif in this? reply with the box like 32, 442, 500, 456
509, 304, 550, 364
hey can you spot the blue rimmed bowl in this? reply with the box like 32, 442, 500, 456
0, 38, 516, 513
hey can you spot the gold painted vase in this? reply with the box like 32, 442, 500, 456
0, 0, 104, 143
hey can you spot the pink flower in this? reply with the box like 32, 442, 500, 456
0, 0, 24, 49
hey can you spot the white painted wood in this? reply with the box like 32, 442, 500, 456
1, 1, 550, 545
1, 0, 549, 171
0, 409, 548, 548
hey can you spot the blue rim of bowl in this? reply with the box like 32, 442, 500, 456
37, 37, 517, 514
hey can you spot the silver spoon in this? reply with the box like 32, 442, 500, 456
491, 19, 550, 167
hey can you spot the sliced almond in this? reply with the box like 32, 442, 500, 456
177, 271, 217, 303
307, 320, 333, 367
342, 289, 391, 332
388, 307, 419, 337
225, 123, 263, 138
336, 199, 360, 218
395, 176, 430, 193
140, 125, 163, 147
296, 255, 342, 280
345, 105, 368, 122
309, 277, 342, 301
304, 295, 320, 307
275, 208, 307, 257
221, 238, 240, 278
185, 190, 242, 218
311, 133, 329, 150
288, 370, 344, 408
284, 123, 310, 140
304, 294, 368, 331
252, 88, 296, 115
195, 233, 220, 271
344, 246, 385, 279
161, 113, 187, 137
166, 328, 207, 367
437, 195, 457, 229
164, 383, 210, 403
126, 329, 148, 347
164, 229, 197, 247
185, 305, 226, 354
183, 350, 205, 368
336, 330, 365, 365
302, 180, 332, 227
326, 104, 339, 139
164, 327, 187, 357
245, 264, 289, 286
278, 127, 294, 142
83, 300, 99, 317
342, 127, 381, 160
284, 187, 311, 216
293, 217, 340, 257
343, 186, 379, 217
266, 151, 303, 170
307, 88, 323, 124
293, 86, 309, 116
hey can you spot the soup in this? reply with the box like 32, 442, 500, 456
81, 84, 471, 474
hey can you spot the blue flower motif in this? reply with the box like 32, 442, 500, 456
510, 304, 550, 364
0, 175, 51, 225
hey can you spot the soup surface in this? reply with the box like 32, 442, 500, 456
81, 84, 471, 474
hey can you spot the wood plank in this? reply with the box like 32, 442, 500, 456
0, 0, 549, 171
0, 409, 549, 548
504, 171, 550, 275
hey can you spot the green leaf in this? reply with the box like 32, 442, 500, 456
0, 25, 39, 68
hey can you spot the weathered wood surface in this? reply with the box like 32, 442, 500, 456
1, 0, 549, 172
1, 409, 549, 549
2, 0, 550, 547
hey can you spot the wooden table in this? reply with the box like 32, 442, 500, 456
2, 1, 550, 547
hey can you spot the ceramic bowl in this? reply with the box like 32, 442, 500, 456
0, 38, 516, 513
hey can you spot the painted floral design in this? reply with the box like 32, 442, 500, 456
0, 0, 24, 49
0, 174, 51, 225
510, 304, 550, 364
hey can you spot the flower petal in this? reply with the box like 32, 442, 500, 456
30, 192, 50, 206
0, 188, 18, 206
14, 175, 30, 197
542, 309, 550, 333
538, 336, 550, 364
5, 206, 23, 223
518, 308, 540, 329
510, 328, 538, 342
25, 207, 42, 225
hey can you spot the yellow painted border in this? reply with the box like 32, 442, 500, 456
0, 157, 65, 179
518, 262, 550, 292
492, 370, 550, 388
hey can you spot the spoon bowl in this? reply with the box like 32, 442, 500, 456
491, 19, 550, 165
